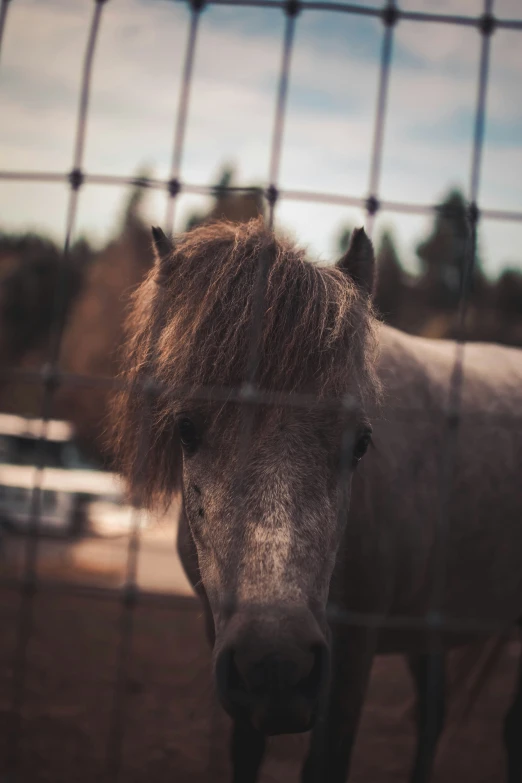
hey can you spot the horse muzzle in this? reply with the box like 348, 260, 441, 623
214, 606, 329, 735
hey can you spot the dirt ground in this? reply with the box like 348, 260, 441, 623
0, 584, 519, 783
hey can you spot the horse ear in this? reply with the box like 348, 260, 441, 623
336, 227, 375, 297
152, 226, 173, 264
152, 226, 174, 285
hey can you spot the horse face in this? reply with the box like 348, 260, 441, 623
178, 403, 372, 734
112, 220, 378, 735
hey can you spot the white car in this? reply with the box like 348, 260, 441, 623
0, 413, 126, 538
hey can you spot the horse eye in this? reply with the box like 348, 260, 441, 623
353, 429, 372, 464
178, 417, 200, 455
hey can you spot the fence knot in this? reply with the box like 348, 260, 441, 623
266, 184, 279, 207
68, 168, 84, 191
285, 0, 301, 18
382, 4, 399, 28
479, 12, 496, 37
123, 584, 139, 608
167, 178, 181, 198
467, 201, 480, 227
40, 363, 61, 393
365, 194, 380, 216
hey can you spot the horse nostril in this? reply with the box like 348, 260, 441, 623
216, 648, 250, 708
298, 645, 328, 700
229, 651, 248, 693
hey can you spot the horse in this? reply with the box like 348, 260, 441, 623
109, 217, 522, 783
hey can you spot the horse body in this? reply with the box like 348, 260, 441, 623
351, 325, 522, 642
111, 218, 522, 782
302, 325, 522, 782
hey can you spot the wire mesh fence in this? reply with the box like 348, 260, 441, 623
0, 0, 521, 780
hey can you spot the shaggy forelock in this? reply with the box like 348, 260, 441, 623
109, 218, 380, 507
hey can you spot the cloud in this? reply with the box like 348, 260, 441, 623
0, 0, 520, 277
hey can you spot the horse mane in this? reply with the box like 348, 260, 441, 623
109, 218, 380, 508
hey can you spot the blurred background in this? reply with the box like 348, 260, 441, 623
0, 0, 521, 781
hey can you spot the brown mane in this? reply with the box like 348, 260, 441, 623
109, 218, 380, 507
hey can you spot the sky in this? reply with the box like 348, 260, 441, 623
0, 0, 521, 277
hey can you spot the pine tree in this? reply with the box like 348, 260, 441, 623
416, 189, 483, 308
184, 165, 264, 231
374, 230, 404, 324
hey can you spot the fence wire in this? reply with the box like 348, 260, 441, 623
0, 0, 520, 779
